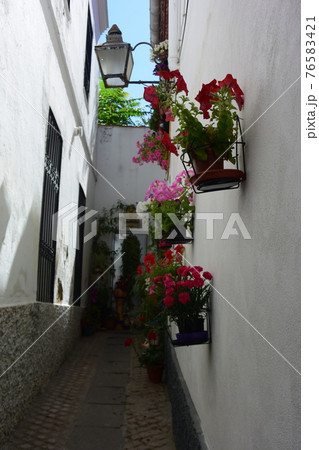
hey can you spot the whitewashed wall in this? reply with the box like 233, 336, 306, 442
94, 125, 164, 212
0, 0, 106, 307
0, 0, 107, 441
168, 0, 300, 448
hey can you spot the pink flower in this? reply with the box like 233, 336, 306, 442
193, 278, 204, 288
177, 265, 188, 275
165, 287, 174, 295
164, 295, 174, 306
203, 271, 213, 280
149, 284, 156, 295
178, 292, 190, 304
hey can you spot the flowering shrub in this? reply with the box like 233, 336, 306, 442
132, 129, 178, 171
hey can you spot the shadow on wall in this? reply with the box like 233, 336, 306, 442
1, 193, 39, 301
0, 182, 11, 253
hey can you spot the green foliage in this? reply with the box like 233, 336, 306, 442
98, 82, 150, 126
137, 343, 164, 369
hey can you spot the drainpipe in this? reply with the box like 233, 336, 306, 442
168, 0, 179, 69
150, 0, 160, 45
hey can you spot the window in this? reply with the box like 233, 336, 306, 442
84, 6, 93, 99
37, 109, 63, 303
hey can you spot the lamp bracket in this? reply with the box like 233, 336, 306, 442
132, 41, 154, 51
128, 80, 160, 85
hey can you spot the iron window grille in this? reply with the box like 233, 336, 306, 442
37, 109, 62, 303
84, 6, 93, 99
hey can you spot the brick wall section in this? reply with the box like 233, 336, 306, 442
160, 0, 169, 41
0, 303, 81, 445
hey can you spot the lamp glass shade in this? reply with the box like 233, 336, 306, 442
95, 43, 134, 88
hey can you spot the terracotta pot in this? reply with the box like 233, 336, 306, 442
146, 364, 165, 383
114, 288, 127, 298
191, 147, 224, 172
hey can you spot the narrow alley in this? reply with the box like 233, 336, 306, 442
1, 331, 175, 450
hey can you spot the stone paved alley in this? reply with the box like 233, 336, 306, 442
1, 331, 176, 450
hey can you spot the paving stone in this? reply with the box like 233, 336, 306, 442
85, 385, 126, 404
2, 331, 176, 449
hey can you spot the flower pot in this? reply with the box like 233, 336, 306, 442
146, 364, 164, 383
114, 288, 127, 298
191, 147, 224, 172
180, 317, 205, 333
175, 318, 208, 345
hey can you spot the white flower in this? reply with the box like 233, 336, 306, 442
150, 40, 169, 61
136, 200, 152, 213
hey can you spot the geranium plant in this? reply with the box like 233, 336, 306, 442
144, 70, 244, 163
136, 247, 212, 335
132, 129, 178, 171
124, 332, 164, 370
136, 171, 195, 242
160, 264, 212, 331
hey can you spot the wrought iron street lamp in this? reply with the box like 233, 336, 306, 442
95, 24, 158, 88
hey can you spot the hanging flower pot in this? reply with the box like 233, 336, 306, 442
191, 147, 224, 173
176, 318, 208, 344
146, 363, 165, 383
180, 117, 246, 194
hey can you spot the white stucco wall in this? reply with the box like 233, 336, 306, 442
169, 0, 300, 448
0, 0, 106, 306
94, 125, 164, 212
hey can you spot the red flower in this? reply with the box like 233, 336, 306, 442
164, 295, 174, 306
164, 108, 175, 122
158, 70, 189, 95
161, 131, 178, 156
193, 266, 203, 273
137, 265, 143, 275
195, 79, 219, 119
143, 85, 159, 109
165, 287, 174, 295
175, 72, 189, 95
124, 338, 133, 347
203, 271, 213, 280
178, 292, 190, 304
174, 244, 185, 254
164, 249, 174, 261
148, 332, 157, 341
144, 253, 156, 267
218, 74, 244, 111
139, 317, 146, 322
193, 278, 204, 288
177, 265, 188, 275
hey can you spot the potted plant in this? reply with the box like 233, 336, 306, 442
160, 264, 213, 344
124, 332, 165, 383
132, 129, 178, 171
136, 171, 195, 246
143, 71, 245, 191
